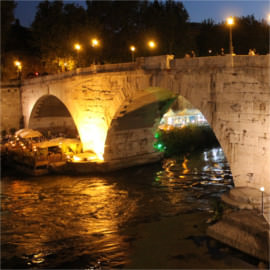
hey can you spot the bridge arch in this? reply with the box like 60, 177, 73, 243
103, 58, 269, 192
28, 95, 79, 137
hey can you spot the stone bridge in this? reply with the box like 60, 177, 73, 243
19, 55, 270, 193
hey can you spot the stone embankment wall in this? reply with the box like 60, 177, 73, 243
0, 82, 22, 134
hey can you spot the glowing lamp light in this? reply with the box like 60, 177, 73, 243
14, 60, 22, 70
130, 45, 136, 52
157, 143, 163, 149
260, 187, 265, 192
227, 17, 234, 25
91, 38, 99, 47
74, 43, 81, 51
14, 60, 21, 67
148, 40, 156, 49
154, 142, 163, 151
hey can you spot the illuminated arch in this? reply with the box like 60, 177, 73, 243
28, 95, 78, 137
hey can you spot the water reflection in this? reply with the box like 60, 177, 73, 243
1, 147, 234, 269
2, 176, 136, 268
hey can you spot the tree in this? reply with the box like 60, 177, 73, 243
1, 0, 17, 52
1, 0, 17, 80
233, 15, 269, 54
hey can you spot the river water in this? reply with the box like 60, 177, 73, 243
1, 147, 258, 269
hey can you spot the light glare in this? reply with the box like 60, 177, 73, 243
130, 45, 136, 52
227, 17, 234, 25
148, 40, 156, 49
74, 43, 81, 51
91, 38, 99, 47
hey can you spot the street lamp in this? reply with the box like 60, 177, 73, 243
14, 60, 22, 80
91, 38, 100, 64
130, 45, 136, 62
148, 40, 156, 49
74, 43, 82, 68
226, 16, 234, 55
91, 38, 99, 48
267, 14, 270, 54
74, 43, 81, 51
260, 187, 264, 215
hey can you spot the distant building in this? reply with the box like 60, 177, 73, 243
159, 109, 208, 130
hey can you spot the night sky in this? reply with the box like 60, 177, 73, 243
14, 0, 270, 27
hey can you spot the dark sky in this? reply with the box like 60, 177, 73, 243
14, 0, 270, 27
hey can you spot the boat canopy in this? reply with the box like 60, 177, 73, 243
15, 129, 43, 139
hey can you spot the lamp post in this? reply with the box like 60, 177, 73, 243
267, 13, 270, 54
260, 187, 264, 215
148, 40, 156, 49
74, 43, 81, 68
130, 45, 136, 62
226, 17, 234, 55
91, 38, 100, 65
14, 60, 22, 80
147, 40, 157, 55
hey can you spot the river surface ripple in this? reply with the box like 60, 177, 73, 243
1, 148, 256, 269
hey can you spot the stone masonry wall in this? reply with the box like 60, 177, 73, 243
104, 127, 157, 160
0, 83, 22, 134
169, 55, 270, 193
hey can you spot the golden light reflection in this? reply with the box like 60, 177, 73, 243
3, 177, 133, 266
182, 156, 189, 174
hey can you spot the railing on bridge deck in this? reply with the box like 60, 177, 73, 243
4, 54, 269, 86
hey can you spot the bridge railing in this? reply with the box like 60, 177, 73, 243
77, 62, 137, 74
9, 54, 270, 86
171, 55, 270, 70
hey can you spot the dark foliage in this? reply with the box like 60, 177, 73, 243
155, 125, 220, 157
1, 0, 269, 80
